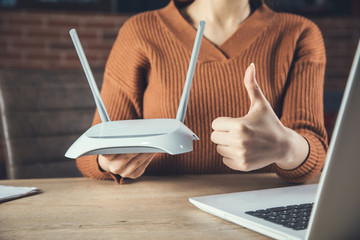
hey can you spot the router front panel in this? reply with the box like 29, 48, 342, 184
65, 121, 197, 158
85, 147, 166, 156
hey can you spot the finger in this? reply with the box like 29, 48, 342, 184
122, 153, 142, 169
216, 145, 243, 159
101, 153, 139, 162
105, 153, 141, 175
120, 153, 154, 178
98, 155, 111, 172
222, 154, 267, 172
121, 153, 140, 161
244, 63, 266, 110
222, 157, 239, 171
212, 117, 241, 131
99, 154, 116, 162
128, 154, 155, 179
222, 157, 254, 172
211, 131, 232, 145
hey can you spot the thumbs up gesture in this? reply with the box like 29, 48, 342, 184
211, 63, 309, 171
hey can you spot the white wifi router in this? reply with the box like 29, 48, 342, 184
65, 21, 205, 159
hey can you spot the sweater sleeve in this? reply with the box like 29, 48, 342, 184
76, 16, 150, 181
275, 20, 328, 183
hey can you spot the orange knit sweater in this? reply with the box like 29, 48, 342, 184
76, 1, 328, 183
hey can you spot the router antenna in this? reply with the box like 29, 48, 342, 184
69, 29, 110, 123
176, 21, 205, 123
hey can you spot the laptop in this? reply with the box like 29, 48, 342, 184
189, 40, 360, 240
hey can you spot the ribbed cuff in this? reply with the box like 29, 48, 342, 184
274, 131, 327, 183
76, 155, 113, 180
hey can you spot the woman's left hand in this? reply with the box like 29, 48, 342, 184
211, 63, 309, 172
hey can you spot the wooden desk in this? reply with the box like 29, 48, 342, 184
0, 174, 319, 240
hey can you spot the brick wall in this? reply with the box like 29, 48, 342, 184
0, 11, 131, 70
0, 11, 359, 89
314, 18, 360, 90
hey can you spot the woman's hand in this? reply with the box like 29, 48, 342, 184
98, 153, 156, 179
211, 63, 309, 172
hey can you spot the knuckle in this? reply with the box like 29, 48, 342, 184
233, 154, 251, 172
119, 169, 131, 178
242, 140, 251, 148
101, 154, 115, 161
236, 122, 246, 130
128, 168, 145, 179
240, 124, 250, 133
233, 148, 244, 161
235, 150, 244, 160
234, 123, 249, 134
108, 165, 122, 175
240, 156, 253, 172
123, 165, 138, 178
234, 139, 245, 148
232, 161, 249, 172
240, 162, 251, 172
122, 161, 149, 179
115, 165, 134, 178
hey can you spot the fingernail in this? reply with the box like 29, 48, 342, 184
250, 63, 258, 88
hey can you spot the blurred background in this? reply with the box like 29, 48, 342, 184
0, 0, 359, 179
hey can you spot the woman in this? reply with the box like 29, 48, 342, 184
76, 0, 328, 184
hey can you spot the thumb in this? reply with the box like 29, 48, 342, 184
244, 63, 266, 110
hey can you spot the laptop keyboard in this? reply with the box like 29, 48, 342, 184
245, 203, 313, 230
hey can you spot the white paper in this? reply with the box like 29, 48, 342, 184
0, 185, 41, 203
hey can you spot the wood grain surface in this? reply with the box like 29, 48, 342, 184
0, 173, 320, 240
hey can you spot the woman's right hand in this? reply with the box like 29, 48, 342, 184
98, 153, 156, 179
